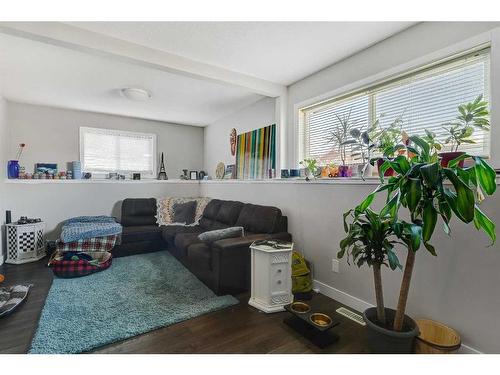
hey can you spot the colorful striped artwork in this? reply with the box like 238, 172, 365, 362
235, 124, 276, 179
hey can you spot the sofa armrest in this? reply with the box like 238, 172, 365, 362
209, 232, 292, 295
213, 232, 292, 253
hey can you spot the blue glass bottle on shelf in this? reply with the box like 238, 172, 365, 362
7, 160, 20, 179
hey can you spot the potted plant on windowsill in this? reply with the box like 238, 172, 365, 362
341, 125, 375, 179
340, 134, 497, 353
369, 114, 405, 177
327, 110, 356, 177
299, 158, 319, 180
440, 95, 490, 167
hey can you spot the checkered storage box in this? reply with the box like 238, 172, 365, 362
6, 222, 46, 264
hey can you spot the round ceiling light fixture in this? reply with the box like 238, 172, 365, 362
120, 87, 152, 101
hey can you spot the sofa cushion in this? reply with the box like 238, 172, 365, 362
174, 232, 204, 253
121, 198, 157, 226
172, 200, 197, 225
121, 225, 163, 243
215, 201, 244, 225
162, 225, 202, 247
203, 199, 223, 220
198, 226, 244, 243
199, 218, 229, 231
187, 242, 212, 270
235, 204, 282, 234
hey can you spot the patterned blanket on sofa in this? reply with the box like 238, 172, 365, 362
61, 216, 122, 243
156, 197, 211, 226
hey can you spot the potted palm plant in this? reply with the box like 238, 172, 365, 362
327, 110, 356, 177
339, 207, 421, 352
340, 134, 497, 353
440, 95, 490, 167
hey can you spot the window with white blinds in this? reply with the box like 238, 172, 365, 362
299, 47, 490, 165
80, 127, 157, 176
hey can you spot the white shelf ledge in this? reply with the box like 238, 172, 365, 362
200, 177, 383, 185
4, 178, 199, 184
7, 177, 497, 186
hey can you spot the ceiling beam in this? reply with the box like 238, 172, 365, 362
0, 22, 286, 97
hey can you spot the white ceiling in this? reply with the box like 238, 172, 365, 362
0, 22, 416, 127
0, 33, 263, 126
68, 22, 416, 85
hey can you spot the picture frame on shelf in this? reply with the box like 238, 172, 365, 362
189, 171, 198, 180
224, 164, 236, 179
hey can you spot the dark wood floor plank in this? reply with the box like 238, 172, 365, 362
0, 260, 53, 354
1, 258, 369, 354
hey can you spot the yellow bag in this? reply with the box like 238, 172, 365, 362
291, 251, 312, 294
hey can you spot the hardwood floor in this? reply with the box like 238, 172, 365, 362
0, 260, 53, 353
0, 258, 369, 354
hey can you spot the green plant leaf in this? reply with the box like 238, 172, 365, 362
448, 153, 469, 168
406, 178, 421, 213
473, 156, 497, 195
408, 224, 422, 252
420, 162, 439, 186
381, 191, 400, 218
393, 155, 410, 174
424, 242, 437, 256
443, 168, 475, 223
343, 210, 352, 232
438, 197, 451, 223
410, 135, 430, 157
473, 205, 496, 244
386, 247, 402, 270
356, 192, 375, 213
422, 201, 438, 242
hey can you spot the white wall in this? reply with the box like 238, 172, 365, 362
200, 22, 500, 353
0, 97, 7, 264
7, 101, 205, 179
201, 180, 500, 353
203, 97, 275, 174
3, 101, 205, 241
287, 21, 500, 167
5, 181, 200, 240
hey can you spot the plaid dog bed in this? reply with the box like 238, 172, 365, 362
56, 235, 118, 252
0, 284, 31, 318
49, 251, 112, 278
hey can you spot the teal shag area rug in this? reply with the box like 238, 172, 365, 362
30, 251, 238, 354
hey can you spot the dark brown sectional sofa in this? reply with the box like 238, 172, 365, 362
114, 198, 291, 295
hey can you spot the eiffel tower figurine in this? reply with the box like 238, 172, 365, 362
157, 152, 168, 180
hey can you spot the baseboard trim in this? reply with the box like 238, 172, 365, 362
313, 279, 373, 313
458, 344, 482, 354
313, 279, 483, 354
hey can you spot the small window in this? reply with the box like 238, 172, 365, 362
80, 127, 157, 176
298, 47, 491, 165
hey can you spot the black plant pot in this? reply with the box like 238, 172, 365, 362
363, 307, 420, 354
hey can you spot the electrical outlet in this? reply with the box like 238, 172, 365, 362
332, 259, 340, 273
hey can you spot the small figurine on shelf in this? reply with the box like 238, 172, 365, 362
180, 169, 189, 180
157, 152, 168, 180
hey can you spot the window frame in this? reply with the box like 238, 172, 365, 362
79, 126, 158, 178
296, 42, 493, 167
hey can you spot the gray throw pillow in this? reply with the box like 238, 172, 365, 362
172, 200, 197, 225
198, 227, 244, 243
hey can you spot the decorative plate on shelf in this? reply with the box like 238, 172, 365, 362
215, 162, 225, 180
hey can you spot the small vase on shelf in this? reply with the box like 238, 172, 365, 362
7, 160, 20, 179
